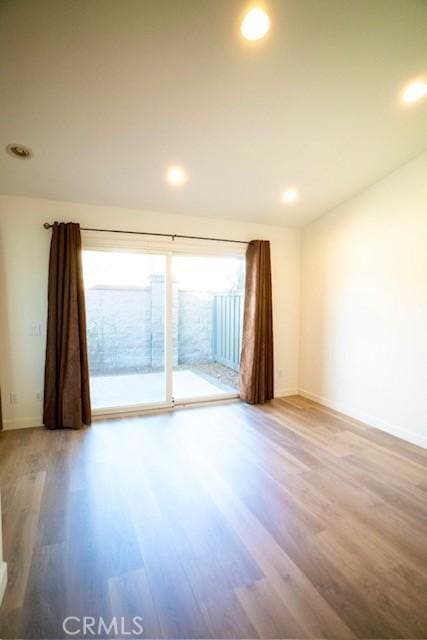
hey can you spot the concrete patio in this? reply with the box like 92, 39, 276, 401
90, 369, 237, 409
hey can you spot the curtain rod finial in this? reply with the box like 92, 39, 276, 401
43, 223, 52, 229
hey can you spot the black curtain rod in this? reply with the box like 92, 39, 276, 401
43, 223, 249, 245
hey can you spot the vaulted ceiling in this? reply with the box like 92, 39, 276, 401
0, 0, 426, 226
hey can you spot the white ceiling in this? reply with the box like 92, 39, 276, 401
0, 0, 426, 227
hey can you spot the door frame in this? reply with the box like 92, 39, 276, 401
82, 231, 245, 417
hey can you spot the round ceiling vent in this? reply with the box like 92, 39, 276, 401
6, 143, 33, 159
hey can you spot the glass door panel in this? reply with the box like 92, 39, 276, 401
171, 254, 244, 402
83, 250, 168, 410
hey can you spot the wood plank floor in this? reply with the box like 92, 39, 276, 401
0, 396, 426, 639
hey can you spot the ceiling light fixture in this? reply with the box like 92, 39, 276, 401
5, 143, 33, 159
241, 7, 270, 41
166, 165, 188, 187
402, 80, 427, 103
281, 187, 299, 204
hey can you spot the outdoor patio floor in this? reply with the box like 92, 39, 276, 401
90, 369, 237, 409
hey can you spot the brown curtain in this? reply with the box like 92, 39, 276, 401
43, 222, 91, 429
240, 240, 274, 404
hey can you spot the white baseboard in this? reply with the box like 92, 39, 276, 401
299, 388, 427, 450
0, 561, 7, 606
3, 416, 42, 430
6, 390, 424, 450
275, 388, 299, 398
1, 394, 295, 428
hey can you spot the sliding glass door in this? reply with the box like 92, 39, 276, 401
83, 247, 244, 413
172, 254, 244, 402
83, 249, 168, 411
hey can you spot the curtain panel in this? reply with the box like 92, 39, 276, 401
43, 222, 91, 429
240, 240, 274, 404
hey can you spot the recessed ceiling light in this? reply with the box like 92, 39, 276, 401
402, 80, 427, 103
166, 165, 188, 186
5, 143, 33, 159
241, 7, 270, 41
281, 187, 299, 204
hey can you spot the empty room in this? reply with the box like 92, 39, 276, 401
0, 1, 426, 639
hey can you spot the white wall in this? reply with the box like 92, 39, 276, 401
300, 152, 427, 448
0, 195, 301, 429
